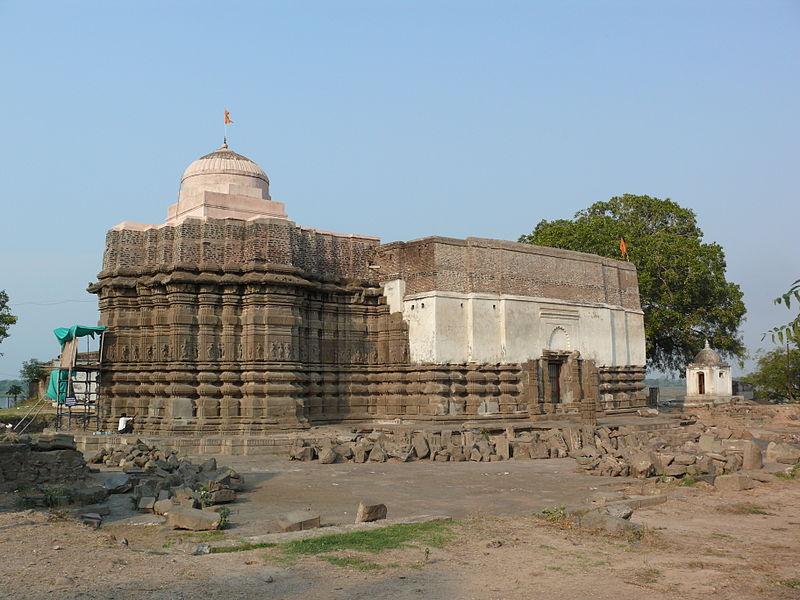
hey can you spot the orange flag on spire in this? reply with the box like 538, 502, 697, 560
224, 109, 233, 125
619, 236, 629, 260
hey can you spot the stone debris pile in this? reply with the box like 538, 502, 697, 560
572, 423, 768, 479
87, 441, 244, 530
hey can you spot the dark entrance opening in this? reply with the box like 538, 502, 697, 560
698, 372, 705, 395
548, 361, 562, 404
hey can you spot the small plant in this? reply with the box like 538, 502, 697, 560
42, 486, 71, 508
13, 491, 36, 510
679, 475, 697, 487
217, 506, 231, 529
775, 462, 799, 480
537, 505, 569, 526
782, 579, 800, 589
197, 486, 213, 507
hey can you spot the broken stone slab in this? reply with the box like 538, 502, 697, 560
368, 446, 387, 463
765, 441, 800, 465
353, 446, 368, 463
626, 450, 655, 478
318, 447, 337, 464
277, 511, 321, 533
34, 433, 77, 451
167, 506, 221, 531
412, 434, 430, 459
492, 435, 510, 460
672, 453, 697, 466
138, 496, 156, 511
714, 473, 756, 493
79, 513, 102, 529
87, 449, 107, 464
601, 504, 633, 520
333, 443, 354, 460
153, 499, 175, 515
699, 434, 723, 454
208, 488, 236, 504
292, 446, 315, 462
101, 472, 132, 494
742, 442, 763, 471
355, 501, 387, 523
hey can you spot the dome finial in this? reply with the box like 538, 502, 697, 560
222, 136, 228, 149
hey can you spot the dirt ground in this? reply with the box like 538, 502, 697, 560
1, 465, 799, 599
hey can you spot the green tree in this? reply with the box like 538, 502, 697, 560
7, 384, 23, 405
519, 194, 746, 372
742, 347, 800, 402
20, 359, 46, 386
0, 290, 17, 354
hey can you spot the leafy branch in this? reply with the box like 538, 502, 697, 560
764, 279, 800, 345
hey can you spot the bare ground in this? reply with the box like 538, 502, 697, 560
1, 475, 799, 599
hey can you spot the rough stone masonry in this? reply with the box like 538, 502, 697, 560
89, 142, 647, 435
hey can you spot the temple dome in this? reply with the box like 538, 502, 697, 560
692, 340, 724, 366
181, 143, 269, 187
164, 142, 286, 225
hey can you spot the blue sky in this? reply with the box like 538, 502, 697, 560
0, 1, 798, 379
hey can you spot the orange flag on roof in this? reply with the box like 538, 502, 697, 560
224, 109, 233, 125
619, 236, 629, 260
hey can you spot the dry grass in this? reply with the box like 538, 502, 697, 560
718, 503, 772, 516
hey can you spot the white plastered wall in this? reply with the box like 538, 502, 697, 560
390, 282, 646, 367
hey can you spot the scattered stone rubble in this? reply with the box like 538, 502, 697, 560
87, 440, 244, 529
289, 419, 800, 483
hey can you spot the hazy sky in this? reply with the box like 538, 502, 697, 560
0, 1, 798, 379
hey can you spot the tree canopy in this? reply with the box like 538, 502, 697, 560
519, 194, 746, 372
0, 290, 17, 353
742, 347, 800, 402
19, 359, 46, 384
7, 384, 23, 404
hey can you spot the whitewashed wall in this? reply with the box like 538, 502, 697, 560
387, 282, 646, 367
686, 365, 733, 396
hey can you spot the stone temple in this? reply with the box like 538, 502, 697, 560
89, 143, 647, 434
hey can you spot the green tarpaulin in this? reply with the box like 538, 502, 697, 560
45, 325, 106, 403
53, 325, 106, 348
45, 369, 70, 403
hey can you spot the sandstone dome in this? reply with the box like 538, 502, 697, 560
179, 142, 271, 201
692, 340, 724, 366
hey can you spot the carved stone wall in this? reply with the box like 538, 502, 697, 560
91, 216, 646, 434
598, 366, 648, 410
